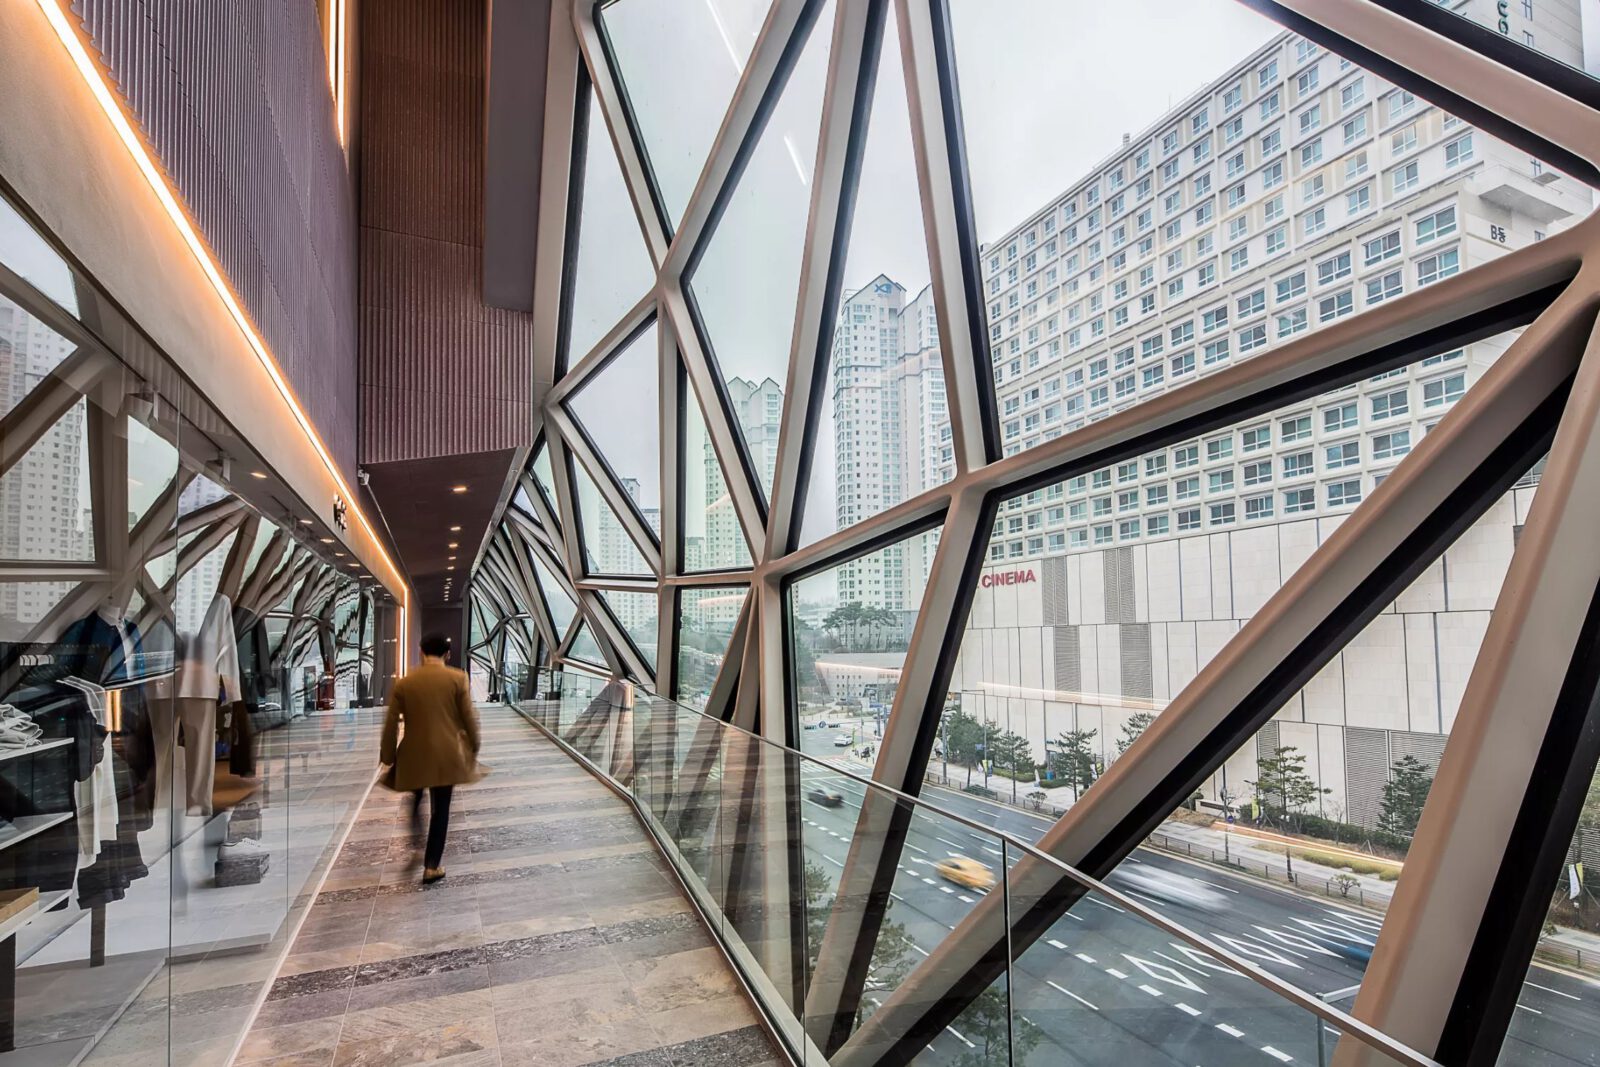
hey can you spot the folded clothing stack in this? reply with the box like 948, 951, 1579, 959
214, 837, 269, 886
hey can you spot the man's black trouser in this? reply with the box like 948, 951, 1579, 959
410, 785, 454, 868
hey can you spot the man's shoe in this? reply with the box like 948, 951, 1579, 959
422, 867, 446, 885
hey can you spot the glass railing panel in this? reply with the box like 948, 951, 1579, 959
662, 701, 726, 909
1008, 841, 1419, 1066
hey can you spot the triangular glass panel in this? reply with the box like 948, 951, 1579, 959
786, 523, 934, 771
598, 0, 768, 228
0, 396, 92, 560
599, 589, 658, 665
126, 416, 180, 531
569, 621, 607, 667
511, 484, 542, 527
0, 196, 79, 315
566, 87, 657, 370
685, 0, 832, 508
568, 321, 661, 528
797, 5, 952, 547
0, 300, 79, 424
677, 585, 747, 710
571, 457, 653, 577
532, 554, 578, 635
682, 359, 753, 571
530, 443, 559, 518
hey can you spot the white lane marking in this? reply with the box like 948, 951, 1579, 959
1526, 981, 1581, 1001
1138, 984, 1164, 997
958, 895, 974, 903
906, 844, 928, 855
911, 945, 930, 957
1216, 1023, 1245, 1037
1065, 911, 1083, 922
1075, 952, 1097, 964
1047, 939, 1069, 950
1047, 981, 1098, 1010
1125, 889, 1171, 909
937, 837, 963, 849
1105, 968, 1129, 979
1262, 1047, 1293, 1063
981, 847, 1003, 857
890, 892, 905, 902
921, 878, 937, 886
1517, 1004, 1543, 1015
824, 855, 843, 867
1174, 1002, 1202, 1017
1192, 877, 1239, 894
1087, 897, 1126, 913
945, 1026, 975, 1049
939, 886, 954, 894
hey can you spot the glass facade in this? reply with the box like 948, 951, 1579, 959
471, 0, 1600, 1063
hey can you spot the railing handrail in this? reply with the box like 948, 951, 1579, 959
533, 678, 1441, 1067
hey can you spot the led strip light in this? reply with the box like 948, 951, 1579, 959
35, 0, 409, 662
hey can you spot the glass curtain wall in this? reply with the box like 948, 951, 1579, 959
0, 195, 394, 1064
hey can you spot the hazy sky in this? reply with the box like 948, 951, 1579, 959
579, 0, 1282, 548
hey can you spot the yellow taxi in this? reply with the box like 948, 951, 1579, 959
932, 855, 996, 891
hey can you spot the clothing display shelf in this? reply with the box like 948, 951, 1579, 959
0, 739, 72, 765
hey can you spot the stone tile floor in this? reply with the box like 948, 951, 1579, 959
237, 706, 781, 1067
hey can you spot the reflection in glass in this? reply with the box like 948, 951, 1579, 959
789, 528, 935, 773
530, 441, 558, 514
568, 321, 661, 527
686, 0, 831, 507
600, 0, 767, 226
676, 585, 746, 709
0, 394, 93, 562
0, 196, 79, 315
570, 456, 652, 577
800, 3, 951, 548
532, 554, 579, 634
681, 366, 753, 571
567, 87, 657, 368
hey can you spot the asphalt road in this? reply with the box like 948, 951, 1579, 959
793, 729, 1600, 1065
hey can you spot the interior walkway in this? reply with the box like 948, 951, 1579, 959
237, 705, 780, 1067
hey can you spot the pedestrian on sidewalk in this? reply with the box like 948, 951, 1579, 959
380, 632, 485, 884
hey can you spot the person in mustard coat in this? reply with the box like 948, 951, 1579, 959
380, 632, 483, 884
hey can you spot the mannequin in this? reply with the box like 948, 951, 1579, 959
172, 594, 240, 817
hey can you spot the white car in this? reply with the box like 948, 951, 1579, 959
832, 735, 852, 748
1108, 864, 1228, 913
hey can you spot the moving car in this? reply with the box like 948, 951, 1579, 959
933, 856, 997, 891
833, 735, 852, 747
1107, 864, 1228, 913
806, 787, 844, 808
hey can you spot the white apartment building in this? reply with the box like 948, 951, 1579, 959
0, 296, 87, 637
832, 6, 1592, 823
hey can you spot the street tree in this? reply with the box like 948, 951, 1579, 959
1377, 755, 1434, 838
1116, 711, 1158, 756
1248, 746, 1329, 879
940, 706, 989, 786
1052, 727, 1100, 800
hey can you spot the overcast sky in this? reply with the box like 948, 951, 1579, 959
581, 0, 1281, 551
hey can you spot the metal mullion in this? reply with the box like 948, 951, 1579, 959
0, 564, 109, 582
499, 530, 558, 648
549, 405, 663, 575
0, 347, 109, 480
664, 0, 817, 279
570, 0, 670, 269
896, 0, 994, 472
88, 402, 127, 573
763, 0, 886, 559
699, 587, 752, 721
802, 483, 992, 1047
658, 301, 683, 581
735, 586, 768, 734
238, 530, 291, 612
574, 578, 655, 593
217, 514, 260, 601
1355, 298, 1600, 1063
830, 280, 1597, 1067
544, 423, 588, 578
663, 570, 756, 587
531, 0, 581, 399
545, 295, 655, 406
1261, 0, 1600, 183
655, 583, 676, 698
659, 289, 766, 561
513, 472, 562, 535
581, 587, 652, 684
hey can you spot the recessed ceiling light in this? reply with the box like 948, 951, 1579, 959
334, 551, 346, 557
449, 525, 461, 532
451, 485, 468, 494
447, 555, 456, 561
347, 563, 359, 568
448, 542, 458, 549
250, 471, 268, 480
319, 537, 335, 544
447, 565, 455, 571
298, 519, 313, 526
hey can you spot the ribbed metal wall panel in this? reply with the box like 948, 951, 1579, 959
358, 0, 535, 464
69, 0, 360, 479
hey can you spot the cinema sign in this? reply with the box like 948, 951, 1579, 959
980, 568, 1037, 588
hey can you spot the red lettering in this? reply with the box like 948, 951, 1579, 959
980, 568, 1037, 589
